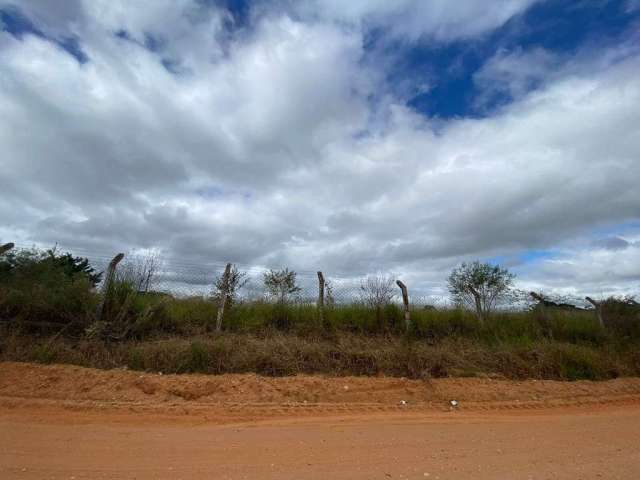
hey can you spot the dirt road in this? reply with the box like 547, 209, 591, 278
2, 362, 640, 479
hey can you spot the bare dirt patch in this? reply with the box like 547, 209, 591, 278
2, 362, 640, 479
2, 361, 640, 420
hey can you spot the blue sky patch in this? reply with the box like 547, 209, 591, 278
0, 6, 89, 63
368, 0, 640, 119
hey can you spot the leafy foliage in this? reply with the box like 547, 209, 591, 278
601, 296, 640, 336
212, 264, 248, 308
0, 247, 98, 331
0, 247, 102, 287
448, 261, 515, 322
263, 268, 301, 303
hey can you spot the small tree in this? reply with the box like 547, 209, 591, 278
360, 275, 395, 331
263, 268, 301, 304
117, 251, 162, 293
263, 268, 301, 331
448, 261, 515, 324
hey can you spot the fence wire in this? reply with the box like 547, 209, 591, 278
4, 243, 603, 310
92, 254, 453, 307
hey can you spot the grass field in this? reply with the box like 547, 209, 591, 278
2, 299, 639, 381
1, 248, 639, 381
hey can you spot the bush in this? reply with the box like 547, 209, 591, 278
602, 297, 640, 338
411, 308, 479, 341
91, 282, 178, 341
0, 248, 98, 333
164, 296, 217, 334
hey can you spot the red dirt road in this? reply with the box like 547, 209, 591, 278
2, 362, 640, 479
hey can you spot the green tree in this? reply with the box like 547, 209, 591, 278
46, 249, 103, 287
0, 247, 98, 330
448, 261, 515, 324
263, 268, 301, 304
0, 247, 102, 287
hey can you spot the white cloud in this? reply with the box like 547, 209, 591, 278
473, 47, 560, 106
0, 0, 85, 38
297, 0, 542, 41
518, 237, 640, 298
0, 0, 639, 298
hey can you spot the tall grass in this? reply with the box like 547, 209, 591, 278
0, 283, 624, 344
1, 331, 637, 381
1, 250, 638, 381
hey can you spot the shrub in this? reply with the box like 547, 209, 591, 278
602, 297, 640, 338
0, 248, 98, 333
165, 296, 217, 334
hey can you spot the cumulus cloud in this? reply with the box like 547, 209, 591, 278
0, 0, 639, 297
518, 238, 640, 298
296, 0, 542, 41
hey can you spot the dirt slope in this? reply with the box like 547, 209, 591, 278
2, 361, 640, 422
2, 362, 640, 479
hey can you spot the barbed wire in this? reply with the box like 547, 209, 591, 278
3, 242, 627, 310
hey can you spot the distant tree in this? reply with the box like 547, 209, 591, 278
448, 261, 515, 323
46, 249, 103, 287
360, 275, 395, 309
0, 246, 102, 287
263, 268, 301, 304
360, 275, 395, 331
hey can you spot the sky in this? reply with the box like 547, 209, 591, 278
0, 0, 639, 299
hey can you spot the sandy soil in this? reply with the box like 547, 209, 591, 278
2, 362, 640, 479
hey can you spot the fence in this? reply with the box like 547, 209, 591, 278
2, 242, 602, 311
87, 252, 454, 308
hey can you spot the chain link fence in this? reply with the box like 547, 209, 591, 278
98, 253, 453, 308
6, 243, 605, 310
7, 243, 454, 308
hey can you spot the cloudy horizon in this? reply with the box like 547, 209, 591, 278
1, 0, 639, 299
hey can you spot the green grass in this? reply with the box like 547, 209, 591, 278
2, 265, 638, 381
1, 331, 637, 381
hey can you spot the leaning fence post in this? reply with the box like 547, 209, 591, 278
585, 297, 605, 329
96, 253, 125, 321
216, 263, 231, 332
317, 271, 325, 325
530, 292, 546, 310
396, 280, 410, 332
0, 243, 14, 255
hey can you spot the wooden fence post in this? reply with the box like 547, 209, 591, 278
585, 297, 605, 329
216, 263, 231, 332
96, 253, 125, 321
0, 243, 14, 255
530, 292, 545, 308
317, 271, 325, 325
396, 280, 410, 332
